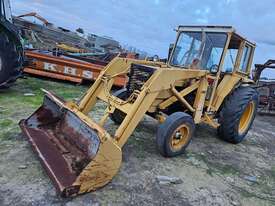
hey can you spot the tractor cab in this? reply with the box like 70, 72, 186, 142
168, 26, 255, 78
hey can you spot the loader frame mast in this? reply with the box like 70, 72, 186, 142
77, 57, 208, 147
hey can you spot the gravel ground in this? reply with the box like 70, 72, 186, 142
0, 77, 274, 206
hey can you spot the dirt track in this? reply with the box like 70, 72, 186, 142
0, 77, 274, 206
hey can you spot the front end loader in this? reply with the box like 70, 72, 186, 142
20, 26, 259, 197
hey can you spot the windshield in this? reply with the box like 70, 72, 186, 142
170, 31, 228, 71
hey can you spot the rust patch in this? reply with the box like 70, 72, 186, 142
19, 94, 101, 197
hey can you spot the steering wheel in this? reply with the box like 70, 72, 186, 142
209, 64, 219, 73
178, 50, 191, 65
179, 50, 199, 65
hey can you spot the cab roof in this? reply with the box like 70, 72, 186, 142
177, 25, 256, 47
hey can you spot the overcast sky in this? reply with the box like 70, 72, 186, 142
11, 0, 275, 77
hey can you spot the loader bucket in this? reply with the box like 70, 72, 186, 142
19, 91, 122, 197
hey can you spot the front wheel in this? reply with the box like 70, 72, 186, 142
156, 112, 195, 157
218, 87, 259, 144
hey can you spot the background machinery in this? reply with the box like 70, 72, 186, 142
254, 60, 275, 114
0, 0, 23, 88
20, 26, 259, 197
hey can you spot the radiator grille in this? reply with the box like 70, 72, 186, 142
126, 64, 155, 95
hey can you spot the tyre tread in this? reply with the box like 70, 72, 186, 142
157, 112, 195, 157
218, 86, 258, 143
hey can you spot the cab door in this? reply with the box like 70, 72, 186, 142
237, 43, 255, 76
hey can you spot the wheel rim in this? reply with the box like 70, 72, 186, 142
238, 101, 255, 134
170, 124, 190, 151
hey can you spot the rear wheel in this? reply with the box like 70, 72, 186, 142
0, 30, 23, 88
218, 86, 258, 143
156, 112, 195, 157
110, 89, 128, 124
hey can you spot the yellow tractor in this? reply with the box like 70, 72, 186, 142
20, 26, 259, 197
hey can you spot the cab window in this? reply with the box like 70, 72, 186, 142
0, 1, 4, 16
170, 31, 227, 72
222, 49, 238, 73
239, 45, 252, 73
171, 32, 202, 67
221, 34, 241, 73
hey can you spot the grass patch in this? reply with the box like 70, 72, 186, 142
270, 166, 275, 181
0, 130, 18, 140
188, 152, 240, 176
255, 167, 275, 196
127, 136, 148, 159
0, 119, 13, 128
0, 77, 88, 143
238, 188, 257, 199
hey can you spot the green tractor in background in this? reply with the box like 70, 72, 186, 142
0, 0, 23, 89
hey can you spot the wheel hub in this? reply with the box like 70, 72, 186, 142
175, 131, 182, 139
170, 124, 190, 151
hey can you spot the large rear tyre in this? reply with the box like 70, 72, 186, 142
218, 86, 258, 144
110, 89, 128, 124
0, 30, 23, 89
156, 112, 195, 157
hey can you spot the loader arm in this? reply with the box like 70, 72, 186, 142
78, 57, 208, 147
